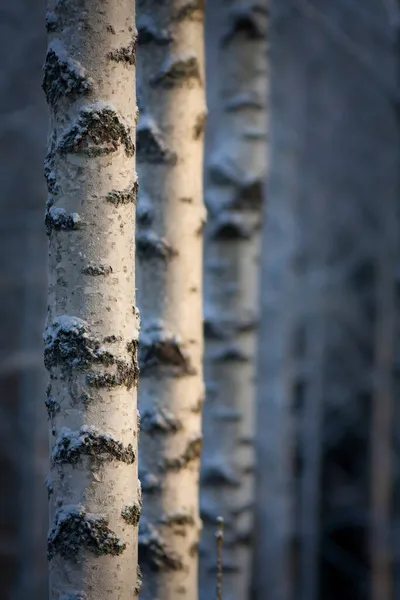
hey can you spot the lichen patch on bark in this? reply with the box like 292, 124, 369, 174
106, 179, 138, 206
42, 40, 93, 107
136, 232, 177, 261
137, 117, 177, 164
51, 426, 135, 466
163, 435, 202, 471
58, 105, 135, 157
45, 206, 82, 236
108, 36, 137, 65
139, 324, 196, 376
48, 505, 126, 561
151, 53, 201, 88
140, 405, 182, 434
122, 501, 142, 526
139, 521, 184, 571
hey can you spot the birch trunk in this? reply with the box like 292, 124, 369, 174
135, 2, 206, 599
199, 2, 268, 599
43, 2, 140, 599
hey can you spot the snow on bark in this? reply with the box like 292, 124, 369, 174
199, 1, 267, 599
43, 1, 139, 599
42, 39, 93, 107
136, 1, 206, 598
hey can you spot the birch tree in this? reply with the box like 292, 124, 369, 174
42, 2, 140, 599
135, 1, 206, 599
199, 2, 268, 599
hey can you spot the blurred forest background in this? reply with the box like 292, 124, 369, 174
1, 1, 400, 600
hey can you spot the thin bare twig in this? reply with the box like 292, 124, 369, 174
216, 517, 224, 600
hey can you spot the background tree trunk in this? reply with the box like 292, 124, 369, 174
135, 1, 206, 599
0, 2, 48, 599
43, 2, 140, 599
199, 2, 268, 599
254, 3, 399, 600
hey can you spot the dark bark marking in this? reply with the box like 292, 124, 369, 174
44, 316, 116, 371
139, 470, 161, 494
208, 159, 240, 187
137, 120, 177, 164
164, 435, 202, 471
212, 344, 249, 363
52, 426, 135, 466
86, 360, 138, 390
160, 512, 195, 527
103, 335, 122, 344
139, 327, 195, 376
45, 384, 60, 419
191, 395, 204, 413
58, 107, 135, 157
151, 54, 201, 88
44, 136, 59, 194
81, 263, 113, 276
141, 406, 182, 434
136, 232, 177, 260
234, 178, 264, 210
210, 212, 253, 240
134, 565, 143, 596
203, 317, 228, 340
225, 92, 264, 111
201, 463, 240, 487
48, 505, 126, 561
137, 17, 172, 45
193, 111, 207, 139
45, 474, 53, 499
44, 316, 139, 389
214, 407, 242, 422
45, 205, 82, 236
106, 180, 138, 206
42, 45, 93, 108
139, 521, 183, 571
223, 7, 268, 44
108, 36, 137, 65
122, 501, 142, 526
137, 196, 154, 226
45, 12, 58, 33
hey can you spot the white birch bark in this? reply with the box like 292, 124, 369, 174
43, 2, 140, 599
199, 2, 268, 599
135, 1, 206, 599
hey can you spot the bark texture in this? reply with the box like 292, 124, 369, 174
254, 3, 399, 600
199, 2, 268, 599
0, 3, 48, 599
136, 1, 206, 599
43, 2, 139, 599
